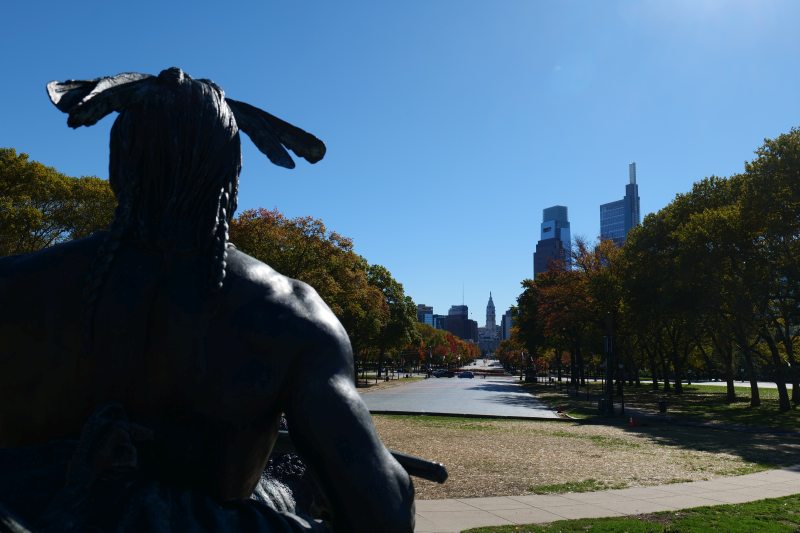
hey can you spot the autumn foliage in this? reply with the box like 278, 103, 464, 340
511, 129, 800, 413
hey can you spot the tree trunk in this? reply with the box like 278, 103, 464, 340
722, 341, 737, 404
707, 329, 733, 401
377, 347, 385, 380
569, 348, 577, 386
672, 348, 683, 394
697, 344, 715, 381
647, 347, 659, 390
723, 344, 737, 404
556, 348, 562, 382
763, 332, 791, 412
790, 354, 800, 405
658, 349, 671, 392
741, 346, 761, 407
778, 325, 800, 405
576, 336, 586, 387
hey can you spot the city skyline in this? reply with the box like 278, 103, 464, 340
2, 2, 800, 321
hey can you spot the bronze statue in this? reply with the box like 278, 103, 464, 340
0, 68, 415, 531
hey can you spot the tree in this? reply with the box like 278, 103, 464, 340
367, 264, 419, 377
0, 148, 115, 256
740, 129, 800, 408
674, 175, 761, 403
515, 282, 545, 357
495, 337, 523, 370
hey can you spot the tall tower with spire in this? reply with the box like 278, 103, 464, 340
600, 162, 641, 246
486, 292, 496, 333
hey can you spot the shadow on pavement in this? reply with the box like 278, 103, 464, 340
482, 393, 550, 409
465, 382, 524, 393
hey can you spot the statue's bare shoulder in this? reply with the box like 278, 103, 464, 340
223, 246, 352, 359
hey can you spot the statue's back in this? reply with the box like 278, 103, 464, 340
0, 234, 304, 499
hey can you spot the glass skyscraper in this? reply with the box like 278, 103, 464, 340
600, 163, 641, 246
533, 205, 571, 278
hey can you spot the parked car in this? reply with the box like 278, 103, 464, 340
433, 369, 455, 378
457, 371, 474, 379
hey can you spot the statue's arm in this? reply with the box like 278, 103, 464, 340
283, 287, 414, 533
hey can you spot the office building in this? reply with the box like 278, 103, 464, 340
533, 205, 571, 278
501, 308, 514, 341
416, 304, 434, 326
448, 305, 468, 317
600, 162, 641, 246
443, 304, 478, 342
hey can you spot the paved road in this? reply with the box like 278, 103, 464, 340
362, 375, 559, 419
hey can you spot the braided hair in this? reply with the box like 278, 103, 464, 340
83, 72, 241, 354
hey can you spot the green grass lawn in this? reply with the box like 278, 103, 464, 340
526, 380, 800, 431
464, 494, 800, 532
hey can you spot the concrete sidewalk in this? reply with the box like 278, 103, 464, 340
414, 465, 800, 532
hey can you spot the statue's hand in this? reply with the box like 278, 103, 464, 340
66, 404, 153, 489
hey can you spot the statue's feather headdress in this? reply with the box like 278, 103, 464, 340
47, 67, 326, 169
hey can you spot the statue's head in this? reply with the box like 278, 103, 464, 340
47, 67, 325, 287
47, 68, 325, 342
107, 68, 241, 248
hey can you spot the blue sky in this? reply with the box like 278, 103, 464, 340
2, 1, 800, 324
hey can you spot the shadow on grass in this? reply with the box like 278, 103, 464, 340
524, 382, 800, 470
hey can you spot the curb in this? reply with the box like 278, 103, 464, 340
369, 410, 572, 422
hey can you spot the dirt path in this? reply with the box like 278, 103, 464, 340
372, 414, 800, 500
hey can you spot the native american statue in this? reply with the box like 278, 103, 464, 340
0, 68, 425, 532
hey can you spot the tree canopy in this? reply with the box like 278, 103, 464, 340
0, 148, 115, 256
512, 128, 800, 412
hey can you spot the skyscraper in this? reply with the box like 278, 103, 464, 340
600, 163, 641, 246
501, 308, 514, 340
533, 205, 571, 278
448, 305, 468, 317
444, 305, 477, 341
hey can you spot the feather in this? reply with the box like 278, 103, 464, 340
47, 73, 153, 128
227, 99, 326, 168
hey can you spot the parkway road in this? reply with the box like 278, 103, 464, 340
361, 375, 559, 419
